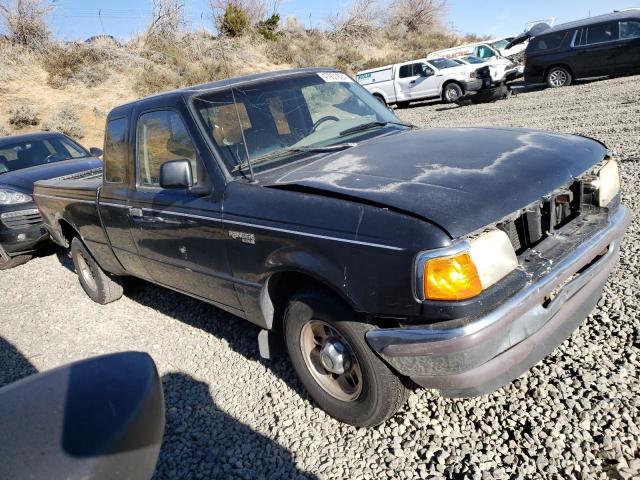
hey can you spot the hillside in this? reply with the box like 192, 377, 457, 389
0, 19, 486, 148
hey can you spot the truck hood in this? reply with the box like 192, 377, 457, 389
0, 158, 102, 194
265, 127, 607, 238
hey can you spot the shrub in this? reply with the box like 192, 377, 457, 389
42, 106, 84, 139
0, 124, 8, 136
219, 3, 250, 37
387, 0, 446, 34
40, 43, 111, 88
256, 13, 280, 41
8, 103, 40, 127
0, 0, 52, 49
328, 0, 380, 42
146, 0, 187, 45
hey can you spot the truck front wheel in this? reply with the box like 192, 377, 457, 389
443, 83, 463, 103
71, 237, 123, 305
283, 289, 408, 427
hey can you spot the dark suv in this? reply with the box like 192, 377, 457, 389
521, 10, 640, 87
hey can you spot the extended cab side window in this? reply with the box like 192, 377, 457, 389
104, 117, 128, 183
136, 110, 199, 188
620, 20, 640, 40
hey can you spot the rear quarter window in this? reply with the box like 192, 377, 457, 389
529, 31, 568, 52
104, 117, 128, 183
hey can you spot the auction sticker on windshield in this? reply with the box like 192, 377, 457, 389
318, 72, 353, 83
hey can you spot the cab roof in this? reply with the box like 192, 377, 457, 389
543, 9, 640, 35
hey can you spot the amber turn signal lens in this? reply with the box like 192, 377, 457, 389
424, 253, 482, 301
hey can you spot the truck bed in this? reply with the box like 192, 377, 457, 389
34, 168, 106, 253
34, 168, 102, 202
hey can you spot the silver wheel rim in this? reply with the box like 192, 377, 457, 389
77, 252, 97, 291
446, 86, 460, 101
300, 320, 363, 402
549, 70, 568, 87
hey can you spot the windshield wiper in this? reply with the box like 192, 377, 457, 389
232, 143, 358, 173
339, 121, 414, 137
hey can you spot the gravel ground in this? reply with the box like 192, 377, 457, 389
1, 75, 640, 480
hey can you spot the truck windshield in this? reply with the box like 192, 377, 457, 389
462, 56, 486, 64
428, 58, 462, 70
489, 39, 509, 50
0, 136, 89, 175
192, 72, 404, 176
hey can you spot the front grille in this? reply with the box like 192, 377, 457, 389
1, 209, 43, 230
498, 180, 584, 255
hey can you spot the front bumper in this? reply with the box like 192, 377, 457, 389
366, 205, 631, 398
462, 77, 489, 93
0, 207, 49, 258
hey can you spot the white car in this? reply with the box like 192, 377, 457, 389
356, 57, 491, 106
452, 55, 522, 84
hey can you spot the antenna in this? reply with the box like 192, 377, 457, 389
211, 5, 256, 183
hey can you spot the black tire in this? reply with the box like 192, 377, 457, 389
70, 237, 123, 304
443, 83, 464, 103
0, 253, 32, 270
546, 66, 572, 88
283, 289, 408, 427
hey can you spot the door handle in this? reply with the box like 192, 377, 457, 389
410, 80, 416, 84
129, 207, 143, 218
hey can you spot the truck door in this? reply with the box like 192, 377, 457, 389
99, 115, 151, 280
572, 23, 618, 77
127, 105, 243, 312
616, 19, 640, 73
395, 63, 438, 100
411, 63, 440, 99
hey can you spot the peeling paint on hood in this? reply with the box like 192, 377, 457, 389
264, 127, 607, 238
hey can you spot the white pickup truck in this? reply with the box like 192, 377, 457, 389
356, 57, 491, 106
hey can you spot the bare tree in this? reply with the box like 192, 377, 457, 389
388, 0, 447, 33
146, 0, 188, 43
0, 0, 52, 48
327, 0, 380, 41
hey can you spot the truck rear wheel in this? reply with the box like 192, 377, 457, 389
283, 289, 408, 427
546, 66, 572, 88
71, 237, 123, 305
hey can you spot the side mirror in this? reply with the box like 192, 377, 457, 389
89, 147, 103, 158
160, 159, 193, 189
0, 352, 165, 480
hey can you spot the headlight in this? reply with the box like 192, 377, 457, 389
420, 230, 518, 301
594, 159, 620, 207
0, 189, 33, 205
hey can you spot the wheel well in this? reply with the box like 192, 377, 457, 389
59, 219, 79, 247
442, 80, 464, 94
372, 92, 385, 101
545, 64, 573, 79
265, 271, 358, 332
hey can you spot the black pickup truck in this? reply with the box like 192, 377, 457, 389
34, 68, 630, 427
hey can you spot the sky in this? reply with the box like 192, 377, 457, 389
42, 0, 640, 40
